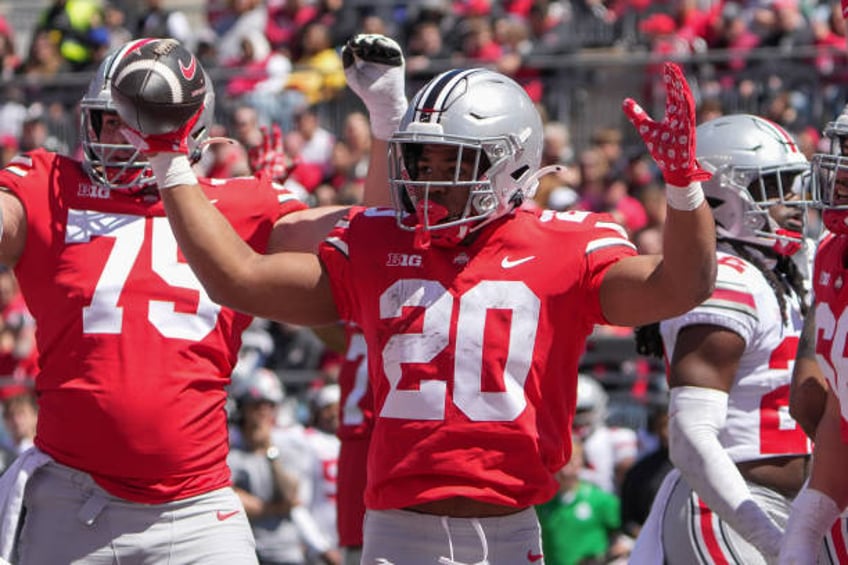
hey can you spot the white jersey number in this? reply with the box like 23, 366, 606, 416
69, 210, 220, 340
341, 331, 369, 426
815, 301, 848, 422
379, 279, 540, 422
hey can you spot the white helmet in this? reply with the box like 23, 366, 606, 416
574, 374, 608, 437
232, 367, 284, 405
388, 68, 543, 246
80, 39, 215, 192
812, 104, 848, 234
696, 114, 809, 252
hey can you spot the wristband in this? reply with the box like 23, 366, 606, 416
148, 153, 198, 190
783, 488, 841, 550
665, 181, 705, 211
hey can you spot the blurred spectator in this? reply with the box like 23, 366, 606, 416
223, 30, 300, 130
576, 147, 648, 236
230, 104, 265, 152
18, 103, 69, 155
0, 17, 21, 80
536, 434, 628, 565
228, 367, 309, 565
632, 224, 663, 255
197, 123, 251, 179
0, 136, 18, 168
18, 29, 71, 82
136, 0, 195, 52
289, 105, 336, 189
0, 386, 38, 472
453, 16, 503, 67
0, 268, 37, 382
303, 383, 342, 562
35, 0, 107, 71
325, 112, 370, 191
215, 0, 268, 64
266, 0, 320, 54
619, 398, 672, 539
103, 2, 133, 50
406, 20, 451, 73
285, 22, 346, 107
534, 121, 579, 208
574, 374, 639, 495
265, 322, 327, 374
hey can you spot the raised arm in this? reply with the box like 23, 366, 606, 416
600, 63, 716, 327
341, 33, 409, 208
111, 41, 338, 327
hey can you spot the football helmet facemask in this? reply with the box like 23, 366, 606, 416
80, 40, 215, 192
812, 105, 848, 234
388, 68, 544, 248
696, 114, 810, 254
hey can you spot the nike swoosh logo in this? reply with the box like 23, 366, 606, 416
501, 256, 535, 269
527, 550, 544, 562
216, 510, 240, 521
179, 57, 197, 80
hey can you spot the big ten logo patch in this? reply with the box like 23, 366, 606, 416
387, 253, 422, 267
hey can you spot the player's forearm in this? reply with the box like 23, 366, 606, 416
362, 138, 392, 207
657, 201, 716, 315
159, 182, 261, 308
669, 387, 781, 558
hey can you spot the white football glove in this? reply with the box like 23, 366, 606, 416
342, 34, 408, 140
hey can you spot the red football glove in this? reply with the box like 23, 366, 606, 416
248, 124, 298, 182
622, 63, 711, 187
120, 105, 203, 156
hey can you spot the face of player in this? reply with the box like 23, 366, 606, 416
405, 144, 478, 224
97, 112, 133, 153
754, 172, 806, 234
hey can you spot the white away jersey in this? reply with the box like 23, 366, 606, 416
660, 251, 810, 463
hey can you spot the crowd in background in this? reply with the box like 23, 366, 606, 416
0, 0, 843, 563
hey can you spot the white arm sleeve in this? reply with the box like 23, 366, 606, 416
290, 504, 332, 554
778, 488, 841, 565
669, 386, 782, 558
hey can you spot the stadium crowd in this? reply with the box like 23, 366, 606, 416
0, 0, 844, 563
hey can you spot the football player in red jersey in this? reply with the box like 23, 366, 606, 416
630, 114, 814, 565
135, 57, 716, 562
780, 106, 848, 565
0, 38, 356, 564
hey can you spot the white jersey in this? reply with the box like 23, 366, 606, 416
660, 251, 811, 463
303, 427, 340, 549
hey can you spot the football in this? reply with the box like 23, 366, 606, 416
110, 38, 206, 135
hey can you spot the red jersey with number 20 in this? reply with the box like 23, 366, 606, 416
0, 149, 305, 503
319, 206, 637, 510
811, 233, 848, 441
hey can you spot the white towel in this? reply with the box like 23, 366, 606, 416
629, 468, 680, 565
0, 447, 52, 562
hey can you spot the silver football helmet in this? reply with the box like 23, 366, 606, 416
388, 68, 543, 245
696, 114, 810, 251
812, 105, 848, 234
80, 39, 215, 192
574, 374, 608, 438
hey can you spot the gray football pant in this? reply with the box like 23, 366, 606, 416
16, 460, 258, 564
361, 507, 543, 565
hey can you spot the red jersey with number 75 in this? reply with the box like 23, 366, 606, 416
318, 206, 637, 510
0, 149, 305, 503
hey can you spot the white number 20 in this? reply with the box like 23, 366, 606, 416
379, 279, 540, 422
68, 210, 220, 340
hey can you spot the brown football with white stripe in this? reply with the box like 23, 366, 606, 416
110, 38, 206, 135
